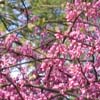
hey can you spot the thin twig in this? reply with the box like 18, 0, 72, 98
1, 73, 24, 100
0, 25, 27, 38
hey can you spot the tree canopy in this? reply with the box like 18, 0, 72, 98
0, 0, 100, 100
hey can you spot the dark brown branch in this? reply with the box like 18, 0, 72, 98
58, 69, 72, 78
77, 58, 90, 86
20, 0, 29, 24
92, 55, 98, 81
49, 94, 68, 100
0, 17, 9, 31
0, 83, 11, 88
25, 84, 59, 93
0, 1, 5, 4
0, 57, 93, 72
0, 60, 35, 72
62, 22, 75, 43
1, 73, 24, 100
25, 84, 78, 97
46, 65, 53, 81
62, 12, 83, 43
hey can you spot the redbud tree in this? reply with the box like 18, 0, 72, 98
0, 0, 100, 100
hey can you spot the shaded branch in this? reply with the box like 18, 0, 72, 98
92, 55, 98, 81
62, 11, 83, 43
1, 73, 24, 100
25, 84, 79, 97
25, 84, 59, 93
20, 0, 29, 24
